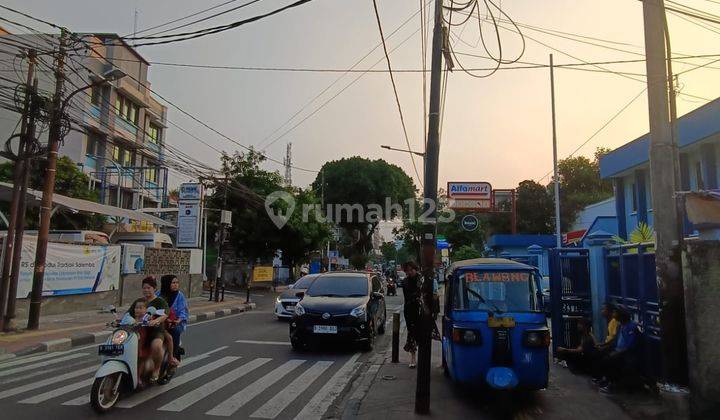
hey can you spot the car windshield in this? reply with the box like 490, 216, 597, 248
293, 275, 316, 289
306, 276, 368, 297
453, 270, 538, 313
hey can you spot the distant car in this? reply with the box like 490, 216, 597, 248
290, 272, 387, 351
274, 274, 319, 319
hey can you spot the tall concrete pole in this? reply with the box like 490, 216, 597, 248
416, 0, 443, 414
642, 0, 687, 385
27, 30, 67, 330
550, 54, 562, 248
0, 49, 36, 331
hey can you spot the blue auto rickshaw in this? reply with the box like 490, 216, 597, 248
442, 258, 550, 390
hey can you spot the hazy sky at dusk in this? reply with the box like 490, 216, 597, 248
3, 0, 719, 193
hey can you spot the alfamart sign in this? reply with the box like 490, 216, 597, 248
447, 182, 492, 210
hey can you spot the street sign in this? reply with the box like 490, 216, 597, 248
177, 182, 204, 248
461, 214, 479, 231
447, 182, 492, 211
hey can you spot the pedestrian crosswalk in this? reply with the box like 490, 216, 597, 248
0, 345, 363, 419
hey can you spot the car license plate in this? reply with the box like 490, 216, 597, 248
313, 325, 337, 334
98, 344, 124, 356
286, 305, 296, 312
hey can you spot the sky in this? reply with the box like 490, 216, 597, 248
2, 0, 719, 198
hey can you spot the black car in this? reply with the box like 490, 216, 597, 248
289, 272, 386, 351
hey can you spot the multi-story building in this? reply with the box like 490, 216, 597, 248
0, 31, 169, 209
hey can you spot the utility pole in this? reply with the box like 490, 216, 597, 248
641, 0, 687, 385
550, 54, 562, 248
0, 49, 36, 331
417, 0, 443, 414
214, 177, 228, 303
27, 30, 67, 330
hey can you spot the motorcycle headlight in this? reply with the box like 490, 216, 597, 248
111, 330, 128, 345
350, 305, 367, 320
295, 303, 306, 316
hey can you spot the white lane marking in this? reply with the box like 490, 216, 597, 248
158, 358, 272, 412
116, 356, 239, 408
19, 378, 94, 404
251, 360, 333, 419
0, 365, 96, 400
0, 360, 91, 385
235, 340, 291, 346
0, 345, 96, 369
0, 353, 89, 378
59, 345, 225, 407
293, 353, 362, 420
206, 359, 306, 417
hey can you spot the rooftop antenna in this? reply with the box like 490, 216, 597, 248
283, 142, 292, 187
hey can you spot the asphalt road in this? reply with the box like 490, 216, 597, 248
0, 291, 404, 420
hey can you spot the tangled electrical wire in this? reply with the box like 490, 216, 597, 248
443, 0, 526, 78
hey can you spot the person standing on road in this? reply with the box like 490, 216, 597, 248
402, 261, 423, 368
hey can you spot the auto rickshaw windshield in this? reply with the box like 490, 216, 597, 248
453, 270, 540, 313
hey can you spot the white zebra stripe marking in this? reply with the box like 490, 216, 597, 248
0, 353, 89, 378
293, 353, 361, 420
0, 365, 96, 400
19, 378, 94, 404
116, 356, 239, 408
206, 359, 306, 417
158, 358, 272, 412
251, 360, 333, 419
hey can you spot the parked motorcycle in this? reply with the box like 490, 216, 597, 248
91, 306, 172, 413
387, 279, 397, 296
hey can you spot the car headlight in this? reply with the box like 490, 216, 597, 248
295, 303, 305, 316
523, 329, 550, 348
350, 305, 367, 320
111, 330, 128, 345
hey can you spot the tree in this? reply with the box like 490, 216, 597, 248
380, 241, 397, 263
551, 148, 614, 231
452, 245, 482, 261
0, 156, 104, 229
312, 157, 416, 268
516, 180, 554, 234
207, 150, 330, 268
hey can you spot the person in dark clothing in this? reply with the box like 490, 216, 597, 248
556, 318, 598, 373
402, 261, 423, 368
594, 306, 641, 393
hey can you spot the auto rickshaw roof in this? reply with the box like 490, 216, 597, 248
447, 258, 535, 274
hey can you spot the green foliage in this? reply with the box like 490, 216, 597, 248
0, 157, 103, 229
379, 241, 397, 262
208, 150, 330, 265
613, 222, 655, 246
516, 180, 554, 234
452, 245, 482, 261
313, 157, 416, 264
550, 149, 613, 231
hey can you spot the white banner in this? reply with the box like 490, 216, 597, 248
14, 237, 121, 297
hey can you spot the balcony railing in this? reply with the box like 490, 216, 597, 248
84, 154, 98, 170
145, 139, 161, 153
115, 116, 139, 137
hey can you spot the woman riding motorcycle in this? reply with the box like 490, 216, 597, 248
127, 276, 170, 384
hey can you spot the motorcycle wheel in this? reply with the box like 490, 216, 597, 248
90, 373, 122, 413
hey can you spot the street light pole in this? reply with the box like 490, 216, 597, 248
550, 54, 562, 249
416, 0, 444, 414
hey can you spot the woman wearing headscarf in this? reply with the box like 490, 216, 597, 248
159, 274, 189, 363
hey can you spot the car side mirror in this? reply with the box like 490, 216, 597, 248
288, 283, 294, 289
295, 291, 305, 299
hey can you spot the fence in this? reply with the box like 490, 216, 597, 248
605, 243, 662, 381
548, 248, 592, 353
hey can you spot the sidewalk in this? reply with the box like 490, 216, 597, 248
0, 292, 255, 357
346, 324, 636, 420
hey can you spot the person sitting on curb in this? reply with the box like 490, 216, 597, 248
597, 302, 619, 354
593, 306, 640, 393
556, 318, 597, 374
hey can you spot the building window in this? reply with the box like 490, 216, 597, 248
147, 123, 160, 144
631, 183, 638, 212
114, 94, 139, 125
112, 143, 134, 167
695, 161, 705, 190
91, 85, 102, 106
86, 135, 100, 156
145, 167, 158, 183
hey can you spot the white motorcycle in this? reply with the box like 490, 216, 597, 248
91, 306, 172, 413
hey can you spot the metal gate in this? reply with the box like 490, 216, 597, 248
549, 248, 592, 353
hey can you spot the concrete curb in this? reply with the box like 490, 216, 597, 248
4, 302, 255, 358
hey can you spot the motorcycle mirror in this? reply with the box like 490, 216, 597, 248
108, 305, 117, 314
147, 306, 157, 315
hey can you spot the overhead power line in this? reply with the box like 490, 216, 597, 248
130, 0, 244, 36
371, 0, 422, 187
